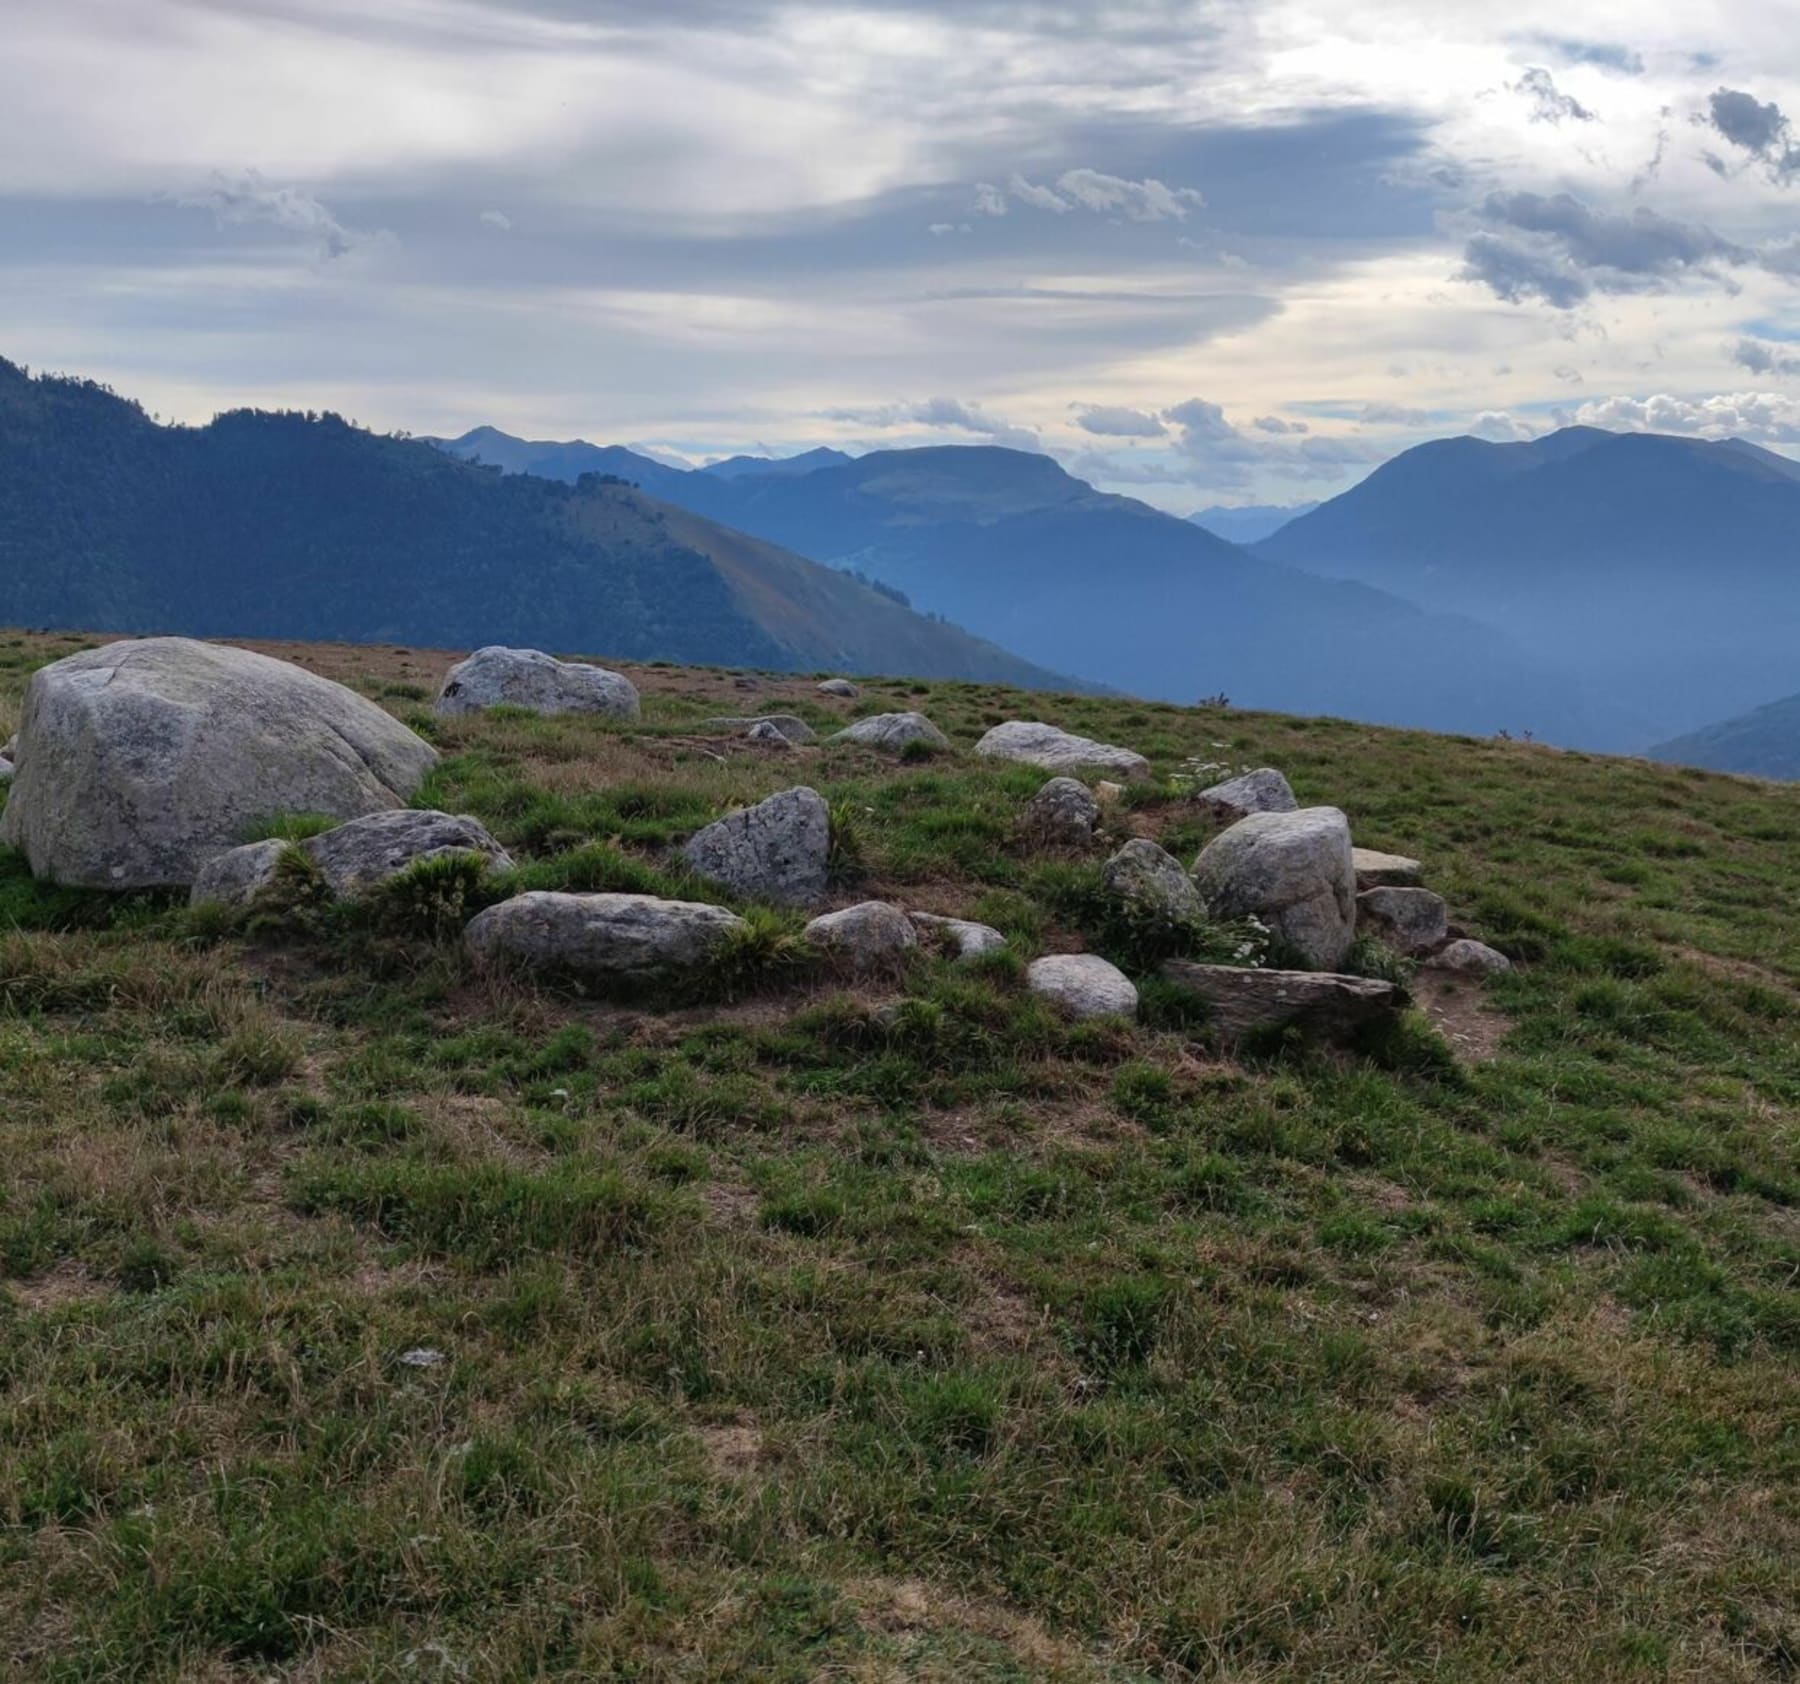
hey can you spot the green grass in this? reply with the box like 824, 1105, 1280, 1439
1, 634, 1797, 1681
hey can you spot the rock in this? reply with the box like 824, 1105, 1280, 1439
1023, 777, 1101, 844
189, 839, 291, 909
706, 715, 817, 745
802, 901, 919, 966
745, 721, 795, 748
1430, 939, 1513, 977
1353, 847, 1422, 891
0, 735, 16, 763
829, 712, 950, 752
434, 646, 640, 720
1196, 767, 1297, 821
1193, 807, 1357, 971
818, 679, 861, 699
909, 911, 1008, 959
466, 892, 746, 978
682, 786, 831, 907
0, 757, 12, 785
975, 721, 1149, 779
0, 638, 438, 890
1103, 838, 1205, 927
1027, 954, 1139, 1021
1093, 781, 1125, 805
303, 810, 514, 895
1357, 887, 1448, 956
1160, 960, 1402, 1043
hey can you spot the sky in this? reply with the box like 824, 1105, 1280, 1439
3, 0, 1799, 509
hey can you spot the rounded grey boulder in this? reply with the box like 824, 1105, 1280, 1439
975, 721, 1149, 779
304, 810, 514, 895
829, 713, 950, 752
1196, 767, 1297, 821
706, 715, 817, 745
190, 839, 291, 910
1103, 838, 1205, 927
817, 679, 861, 699
1193, 807, 1358, 971
803, 901, 919, 965
1023, 777, 1101, 844
1430, 938, 1513, 976
434, 647, 640, 719
910, 911, 1007, 959
1027, 954, 1139, 1021
0, 639, 439, 890
682, 786, 832, 906
466, 892, 746, 978
1357, 886, 1448, 956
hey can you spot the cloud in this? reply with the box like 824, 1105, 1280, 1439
1706, 88, 1800, 182
1460, 232, 1594, 308
929, 222, 973, 236
823, 396, 1040, 451
1731, 338, 1800, 378
480, 209, 512, 230
177, 170, 385, 260
1512, 68, 1595, 126
1252, 415, 1307, 434
971, 182, 1007, 218
1572, 390, 1800, 444
1004, 169, 1203, 221
1074, 403, 1166, 437
1527, 38, 1644, 76
1359, 402, 1434, 424
1469, 410, 1540, 442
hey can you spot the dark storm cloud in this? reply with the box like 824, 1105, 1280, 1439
1706, 88, 1800, 184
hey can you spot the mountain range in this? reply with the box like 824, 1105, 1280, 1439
1652, 692, 1800, 781
434, 427, 1618, 744
1189, 502, 1319, 544
0, 360, 1078, 690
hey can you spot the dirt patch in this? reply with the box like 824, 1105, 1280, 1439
702, 1182, 760, 1225
1412, 969, 1514, 1063
697, 1416, 768, 1479
6, 1263, 114, 1313
848, 1576, 1104, 1676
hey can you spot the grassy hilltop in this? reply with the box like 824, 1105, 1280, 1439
1, 630, 1796, 1682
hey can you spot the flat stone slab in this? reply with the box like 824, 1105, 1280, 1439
1161, 960, 1401, 1043
466, 892, 746, 978
1353, 848, 1423, 890
976, 721, 1149, 779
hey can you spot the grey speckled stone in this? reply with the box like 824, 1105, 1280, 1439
910, 912, 1008, 959
190, 839, 291, 909
0, 756, 12, 785
434, 647, 640, 720
1352, 848, 1422, 890
817, 679, 861, 699
1027, 954, 1139, 1020
975, 721, 1149, 779
466, 892, 746, 978
829, 713, 950, 752
1193, 807, 1357, 971
1196, 767, 1297, 821
1103, 838, 1205, 926
0, 639, 438, 890
1357, 886, 1449, 956
706, 715, 817, 745
304, 809, 514, 895
682, 786, 831, 907
1429, 939, 1513, 976
802, 901, 919, 965
1161, 961, 1401, 1043
1023, 777, 1100, 844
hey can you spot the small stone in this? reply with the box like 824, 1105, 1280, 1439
829, 712, 950, 752
1103, 838, 1205, 926
0, 756, 13, 784
1357, 887, 1449, 956
909, 911, 1008, 959
746, 721, 795, 748
1353, 848, 1423, 891
1027, 954, 1139, 1021
189, 839, 291, 909
975, 721, 1150, 779
818, 679, 861, 699
399, 1348, 448, 1369
802, 901, 919, 966
1196, 767, 1297, 822
1430, 939, 1513, 976
1093, 781, 1125, 805
1023, 777, 1101, 844
434, 646, 640, 719
706, 715, 816, 745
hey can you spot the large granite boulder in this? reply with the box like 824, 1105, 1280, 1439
1160, 961, 1401, 1044
1357, 887, 1448, 956
1103, 839, 1205, 927
706, 715, 816, 745
0, 639, 438, 890
1196, 767, 1297, 822
434, 647, 640, 720
1023, 777, 1101, 844
976, 722, 1149, 779
803, 901, 918, 966
682, 786, 831, 906
1193, 807, 1357, 970
1027, 954, 1139, 1020
829, 713, 950, 753
1353, 848, 1422, 891
909, 911, 1008, 959
466, 892, 745, 979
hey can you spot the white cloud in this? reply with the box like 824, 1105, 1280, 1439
971, 182, 1008, 217
1572, 390, 1800, 444
823, 395, 1041, 451
480, 210, 512, 231
1074, 403, 1167, 437
1004, 169, 1203, 221
176, 171, 386, 261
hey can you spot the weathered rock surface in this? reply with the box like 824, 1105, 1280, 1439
1430, 938, 1513, 976
682, 786, 831, 906
1027, 954, 1139, 1020
1357, 886, 1448, 956
190, 839, 290, 909
829, 712, 950, 752
466, 892, 746, 978
746, 721, 793, 748
910, 911, 1008, 959
976, 721, 1150, 779
0, 756, 12, 785
434, 646, 640, 720
817, 679, 860, 699
304, 810, 514, 895
1196, 767, 1297, 822
1161, 960, 1401, 1043
1094, 780, 1125, 805
0, 639, 438, 890
803, 901, 918, 965
1103, 839, 1205, 927
1353, 847, 1422, 890
1023, 777, 1101, 844
706, 715, 817, 745
1193, 807, 1358, 970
